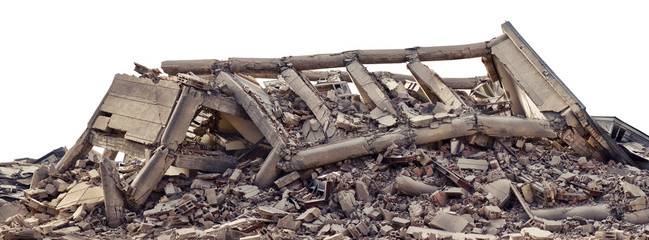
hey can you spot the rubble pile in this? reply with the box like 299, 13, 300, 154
3, 22, 649, 239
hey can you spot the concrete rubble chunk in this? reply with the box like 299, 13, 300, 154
394, 175, 439, 196
380, 225, 394, 236
164, 182, 177, 196
229, 168, 242, 183
88, 169, 100, 180
629, 197, 649, 211
391, 216, 410, 228
274, 171, 300, 188
550, 155, 561, 166
408, 203, 423, 218
457, 158, 489, 171
409, 115, 435, 127
429, 211, 469, 232
277, 215, 301, 231
355, 180, 370, 201
622, 181, 647, 197
6, 22, 649, 239
483, 205, 502, 219
296, 207, 321, 223
338, 190, 356, 217
407, 226, 497, 240
521, 227, 554, 239
483, 179, 511, 208
444, 187, 469, 198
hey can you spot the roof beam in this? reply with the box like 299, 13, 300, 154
407, 60, 465, 109
161, 39, 502, 76
345, 59, 397, 115
281, 67, 337, 137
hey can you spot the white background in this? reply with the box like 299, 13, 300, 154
1, 1, 647, 161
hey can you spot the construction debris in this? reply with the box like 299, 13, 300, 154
3, 21, 649, 239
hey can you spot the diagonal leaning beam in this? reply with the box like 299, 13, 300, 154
281, 67, 332, 125
215, 71, 288, 148
215, 70, 290, 188
345, 59, 397, 115
407, 60, 465, 110
281, 67, 337, 137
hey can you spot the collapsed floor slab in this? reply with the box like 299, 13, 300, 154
9, 21, 649, 239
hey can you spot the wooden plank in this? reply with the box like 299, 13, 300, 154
407, 60, 464, 109
100, 95, 174, 125
90, 133, 149, 159
173, 153, 238, 173
108, 114, 162, 145
345, 60, 397, 115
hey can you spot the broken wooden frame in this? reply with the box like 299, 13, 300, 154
55, 21, 636, 228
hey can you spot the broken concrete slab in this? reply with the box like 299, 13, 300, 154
429, 211, 469, 233
407, 226, 497, 240
296, 207, 321, 223
6, 21, 649, 240
483, 179, 511, 208
623, 181, 647, 197
457, 158, 489, 171
56, 182, 104, 210
521, 227, 553, 239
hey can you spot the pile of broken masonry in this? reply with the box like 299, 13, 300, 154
3, 22, 649, 240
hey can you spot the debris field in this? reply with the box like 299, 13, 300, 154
3, 22, 649, 240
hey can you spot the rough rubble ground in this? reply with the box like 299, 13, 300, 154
4, 135, 649, 239
3, 70, 649, 239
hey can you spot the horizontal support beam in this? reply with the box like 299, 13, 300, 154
201, 93, 248, 119
161, 37, 506, 76
278, 114, 556, 171
90, 132, 150, 159
240, 70, 484, 90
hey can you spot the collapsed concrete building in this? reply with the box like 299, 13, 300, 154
4, 22, 649, 239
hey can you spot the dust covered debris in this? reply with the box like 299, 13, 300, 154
2, 22, 649, 239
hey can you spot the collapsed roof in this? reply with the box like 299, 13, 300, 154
8, 21, 645, 238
